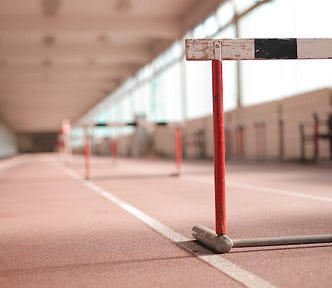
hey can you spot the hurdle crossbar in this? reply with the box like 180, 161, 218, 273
90, 120, 184, 128
186, 38, 332, 61
186, 38, 332, 253
90, 121, 138, 128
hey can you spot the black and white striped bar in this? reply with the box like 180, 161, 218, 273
81, 121, 184, 128
185, 38, 332, 61
93, 121, 138, 127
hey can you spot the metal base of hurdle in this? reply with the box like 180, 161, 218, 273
192, 225, 332, 254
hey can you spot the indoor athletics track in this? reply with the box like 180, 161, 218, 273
0, 154, 331, 287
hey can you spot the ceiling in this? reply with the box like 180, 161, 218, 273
0, 0, 224, 133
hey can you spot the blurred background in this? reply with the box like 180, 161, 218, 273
0, 0, 331, 162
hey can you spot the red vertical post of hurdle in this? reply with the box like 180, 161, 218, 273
212, 59, 227, 235
279, 119, 284, 160
313, 113, 319, 160
175, 126, 182, 175
111, 140, 118, 163
84, 128, 91, 179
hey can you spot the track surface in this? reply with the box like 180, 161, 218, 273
0, 154, 331, 287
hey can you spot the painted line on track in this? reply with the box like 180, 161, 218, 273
182, 175, 332, 203
0, 155, 28, 178
55, 160, 277, 288
228, 182, 332, 203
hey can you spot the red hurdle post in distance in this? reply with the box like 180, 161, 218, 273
61, 118, 72, 163
156, 121, 183, 177
175, 126, 183, 176
111, 140, 118, 163
84, 127, 91, 180
313, 113, 319, 161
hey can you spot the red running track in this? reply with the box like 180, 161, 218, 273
0, 154, 331, 287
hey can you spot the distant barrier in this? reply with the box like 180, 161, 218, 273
79, 120, 183, 179
183, 130, 206, 159
300, 107, 332, 162
59, 119, 72, 163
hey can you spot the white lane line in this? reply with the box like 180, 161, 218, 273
228, 182, 332, 203
182, 175, 332, 203
58, 163, 277, 288
0, 155, 28, 178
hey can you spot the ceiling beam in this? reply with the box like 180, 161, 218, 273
0, 72, 130, 84
180, 0, 224, 33
0, 74, 121, 83
0, 87, 115, 96
0, 62, 139, 74
1, 55, 148, 65
0, 70, 123, 82
0, 44, 152, 62
0, 15, 181, 39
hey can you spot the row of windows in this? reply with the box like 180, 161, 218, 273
78, 0, 332, 139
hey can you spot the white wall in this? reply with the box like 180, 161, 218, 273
151, 88, 332, 161
0, 122, 17, 158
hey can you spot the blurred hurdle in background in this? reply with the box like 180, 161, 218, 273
80, 120, 183, 180
185, 38, 332, 253
300, 106, 332, 162
59, 119, 73, 163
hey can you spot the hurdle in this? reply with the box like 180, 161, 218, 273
84, 127, 91, 179
279, 119, 284, 160
313, 107, 332, 161
60, 119, 73, 163
81, 121, 133, 179
300, 107, 332, 162
185, 38, 332, 253
81, 120, 184, 179
182, 130, 206, 159
174, 126, 183, 176
110, 139, 118, 163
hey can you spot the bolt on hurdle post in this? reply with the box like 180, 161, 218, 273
186, 38, 332, 253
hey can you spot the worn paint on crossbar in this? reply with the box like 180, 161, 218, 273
185, 38, 332, 60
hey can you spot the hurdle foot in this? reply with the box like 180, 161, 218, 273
232, 234, 332, 248
170, 172, 180, 177
192, 225, 233, 254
